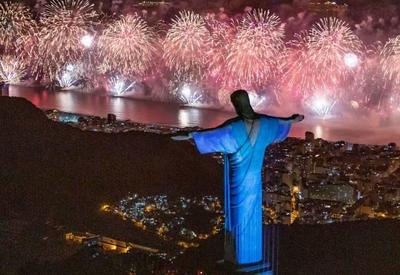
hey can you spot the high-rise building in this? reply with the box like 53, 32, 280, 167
387, 142, 397, 151
307, 184, 355, 204
305, 131, 315, 142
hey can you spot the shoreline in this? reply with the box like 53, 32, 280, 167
43, 107, 400, 148
8, 86, 400, 145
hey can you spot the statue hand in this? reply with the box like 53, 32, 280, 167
171, 134, 192, 141
291, 114, 304, 123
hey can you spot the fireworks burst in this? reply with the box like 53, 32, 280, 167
305, 94, 337, 119
175, 82, 203, 105
282, 17, 363, 99
108, 76, 136, 95
163, 11, 212, 77
0, 56, 26, 84
55, 63, 83, 89
381, 35, 400, 87
225, 9, 285, 88
98, 14, 157, 77
204, 15, 236, 82
358, 44, 387, 111
380, 36, 400, 111
80, 34, 94, 48
37, 0, 98, 79
0, 2, 36, 54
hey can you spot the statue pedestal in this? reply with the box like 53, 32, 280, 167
218, 224, 280, 274
236, 261, 273, 274
217, 259, 273, 274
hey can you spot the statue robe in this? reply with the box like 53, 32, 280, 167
192, 116, 291, 265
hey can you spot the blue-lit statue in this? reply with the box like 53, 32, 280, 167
172, 90, 304, 271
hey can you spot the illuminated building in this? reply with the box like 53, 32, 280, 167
308, 0, 348, 16
65, 232, 159, 254
291, 186, 300, 224
65, 232, 99, 245
307, 184, 355, 204
305, 131, 315, 142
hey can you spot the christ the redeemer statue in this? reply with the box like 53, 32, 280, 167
172, 90, 304, 270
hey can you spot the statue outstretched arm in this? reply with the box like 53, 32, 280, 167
264, 114, 304, 123
170, 117, 239, 142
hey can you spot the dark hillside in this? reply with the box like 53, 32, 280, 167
0, 96, 222, 226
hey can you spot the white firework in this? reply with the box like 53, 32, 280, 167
108, 76, 136, 95
55, 63, 82, 89
0, 56, 26, 84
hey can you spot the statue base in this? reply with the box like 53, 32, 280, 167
217, 259, 273, 274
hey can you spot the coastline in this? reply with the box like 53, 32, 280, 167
8, 86, 400, 145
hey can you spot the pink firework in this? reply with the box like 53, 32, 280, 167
204, 14, 236, 83
380, 35, 400, 110
163, 11, 212, 77
224, 9, 285, 88
381, 35, 400, 87
282, 17, 364, 99
98, 14, 157, 77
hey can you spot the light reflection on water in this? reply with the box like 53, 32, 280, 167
315, 125, 323, 139
7, 85, 400, 145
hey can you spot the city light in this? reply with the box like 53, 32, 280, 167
103, 194, 222, 252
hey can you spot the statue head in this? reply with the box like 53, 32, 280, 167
230, 90, 258, 119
